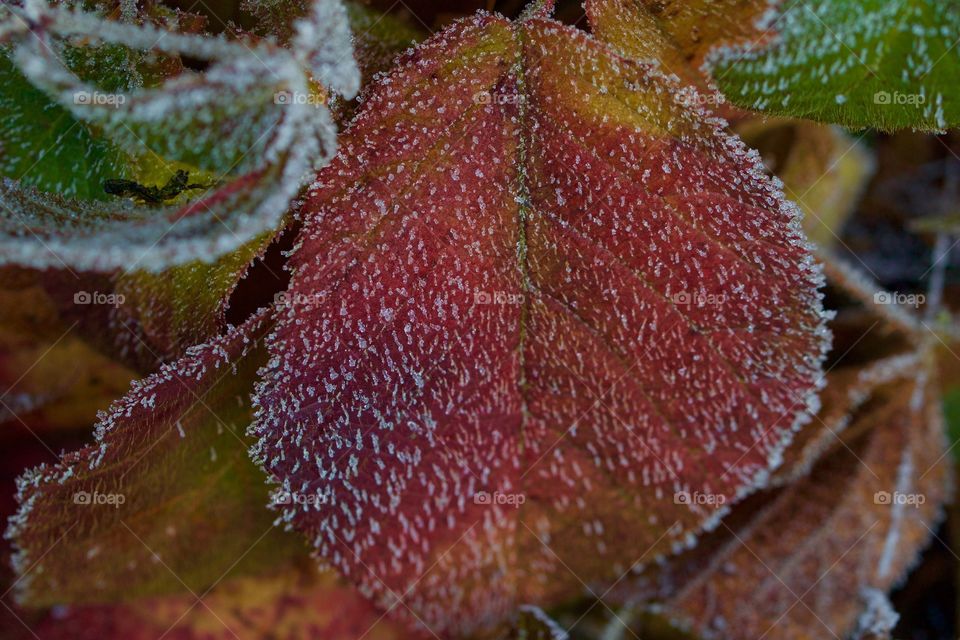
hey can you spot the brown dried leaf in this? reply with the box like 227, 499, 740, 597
616, 365, 950, 640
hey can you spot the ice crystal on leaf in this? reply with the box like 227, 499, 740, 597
0, 0, 359, 271
250, 6, 829, 635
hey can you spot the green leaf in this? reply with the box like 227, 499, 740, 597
711, 0, 960, 131
0, 53, 131, 200
0, 0, 358, 271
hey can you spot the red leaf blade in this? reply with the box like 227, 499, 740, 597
252, 12, 829, 635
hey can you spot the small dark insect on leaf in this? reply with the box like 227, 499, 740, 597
103, 169, 211, 203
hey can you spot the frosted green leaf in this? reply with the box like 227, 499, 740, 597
0, 0, 359, 271
710, 0, 960, 131
0, 175, 281, 272
0, 1, 201, 198
0, 54, 132, 199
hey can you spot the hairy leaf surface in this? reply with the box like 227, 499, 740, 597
251, 8, 829, 635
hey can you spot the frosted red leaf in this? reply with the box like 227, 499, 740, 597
251, 8, 829, 635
